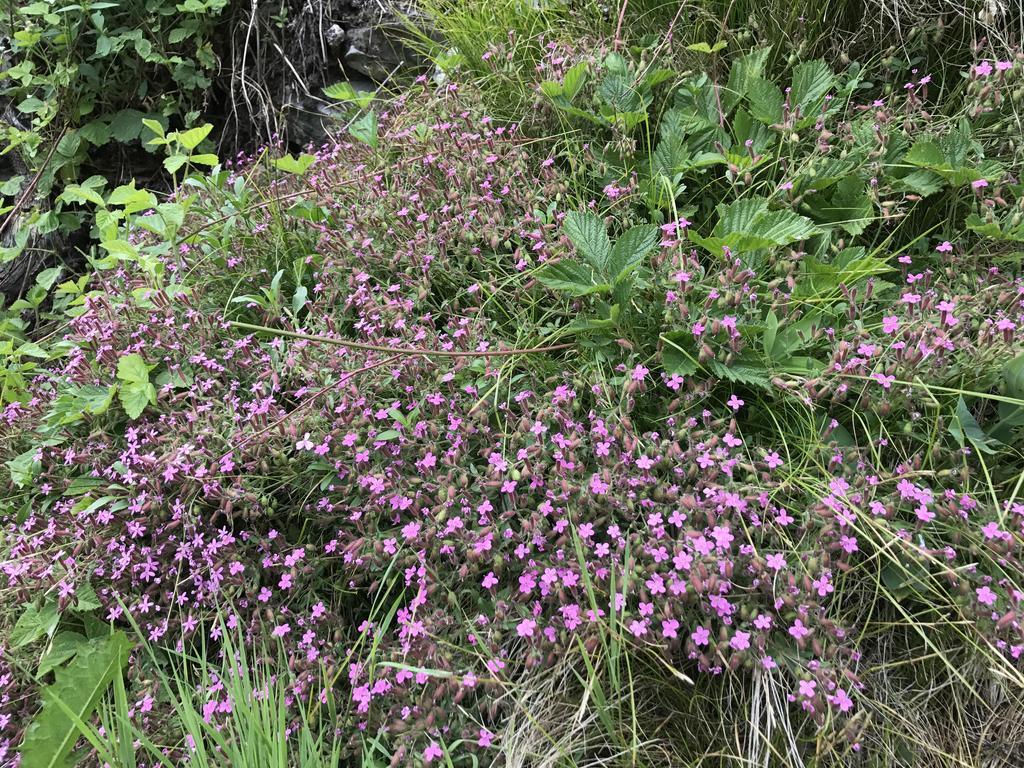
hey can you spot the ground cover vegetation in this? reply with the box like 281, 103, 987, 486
2, 0, 1024, 766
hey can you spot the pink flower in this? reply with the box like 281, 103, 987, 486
789, 619, 811, 640
976, 585, 998, 607
882, 315, 900, 334
829, 687, 854, 713
972, 178, 989, 189
662, 619, 679, 639
798, 679, 817, 698
631, 364, 649, 381
482, 572, 498, 589
423, 742, 443, 763
517, 618, 536, 638
975, 61, 993, 78
726, 394, 744, 411
730, 631, 750, 651
478, 729, 493, 748
691, 625, 710, 646
935, 240, 953, 253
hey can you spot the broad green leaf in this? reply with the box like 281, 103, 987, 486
747, 77, 784, 124
536, 262, 609, 296
949, 397, 998, 454
38, 632, 88, 677
686, 41, 727, 54
904, 139, 945, 168
708, 356, 772, 389
608, 224, 659, 282
661, 331, 699, 376
189, 153, 219, 166
897, 169, 943, 197
19, 631, 132, 768
324, 82, 374, 108
116, 354, 152, 384
119, 382, 157, 419
274, 153, 316, 174
163, 154, 188, 174
11, 603, 60, 649
790, 60, 833, 116
174, 123, 213, 151
349, 111, 378, 148
723, 47, 770, 112
597, 74, 642, 114
6, 448, 40, 488
563, 211, 612, 272
562, 61, 589, 100
108, 109, 145, 142
1003, 354, 1024, 398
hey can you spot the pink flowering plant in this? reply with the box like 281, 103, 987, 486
1, 24, 1024, 768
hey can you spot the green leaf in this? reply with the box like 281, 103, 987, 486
723, 47, 770, 112
324, 82, 374, 108
898, 169, 943, 197
686, 41, 727, 54
562, 61, 588, 100
607, 224, 659, 282
349, 111, 378, 148
1003, 354, 1024, 399
563, 211, 612, 272
6, 448, 40, 488
11, 603, 60, 649
163, 154, 188, 174
274, 153, 316, 174
119, 382, 157, 419
116, 354, 152, 384
535, 262, 609, 296
747, 77, 784, 124
904, 139, 945, 168
661, 331, 699, 376
763, 310, 779, 358
790, 60, 833, 116
175, 124, 213, 151
38, 632, 88, 677
189, 153, 219, 166
708, 356, 772, 389
949, 397, 999, 454
108, 109, 145, 143
19, 631, 132, 768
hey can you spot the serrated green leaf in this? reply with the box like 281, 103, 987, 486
118, 382, 156, 420
898, 169, 943, 197
747, 77, 784, 124
536, 262, 609, 296
608, 224, 659, 282
686, 41, 727, 54
790, 60, 834, 116
563, 211, 612, 272
904, 139, 945, 168
116, 354, 151, 384
163, 154, 188, 174
563, 61, 588, 100
708, 356, 772, 389
19, 631, 132, 768
723, 47, 770, 112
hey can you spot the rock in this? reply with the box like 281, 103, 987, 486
344, 25, 421, 81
